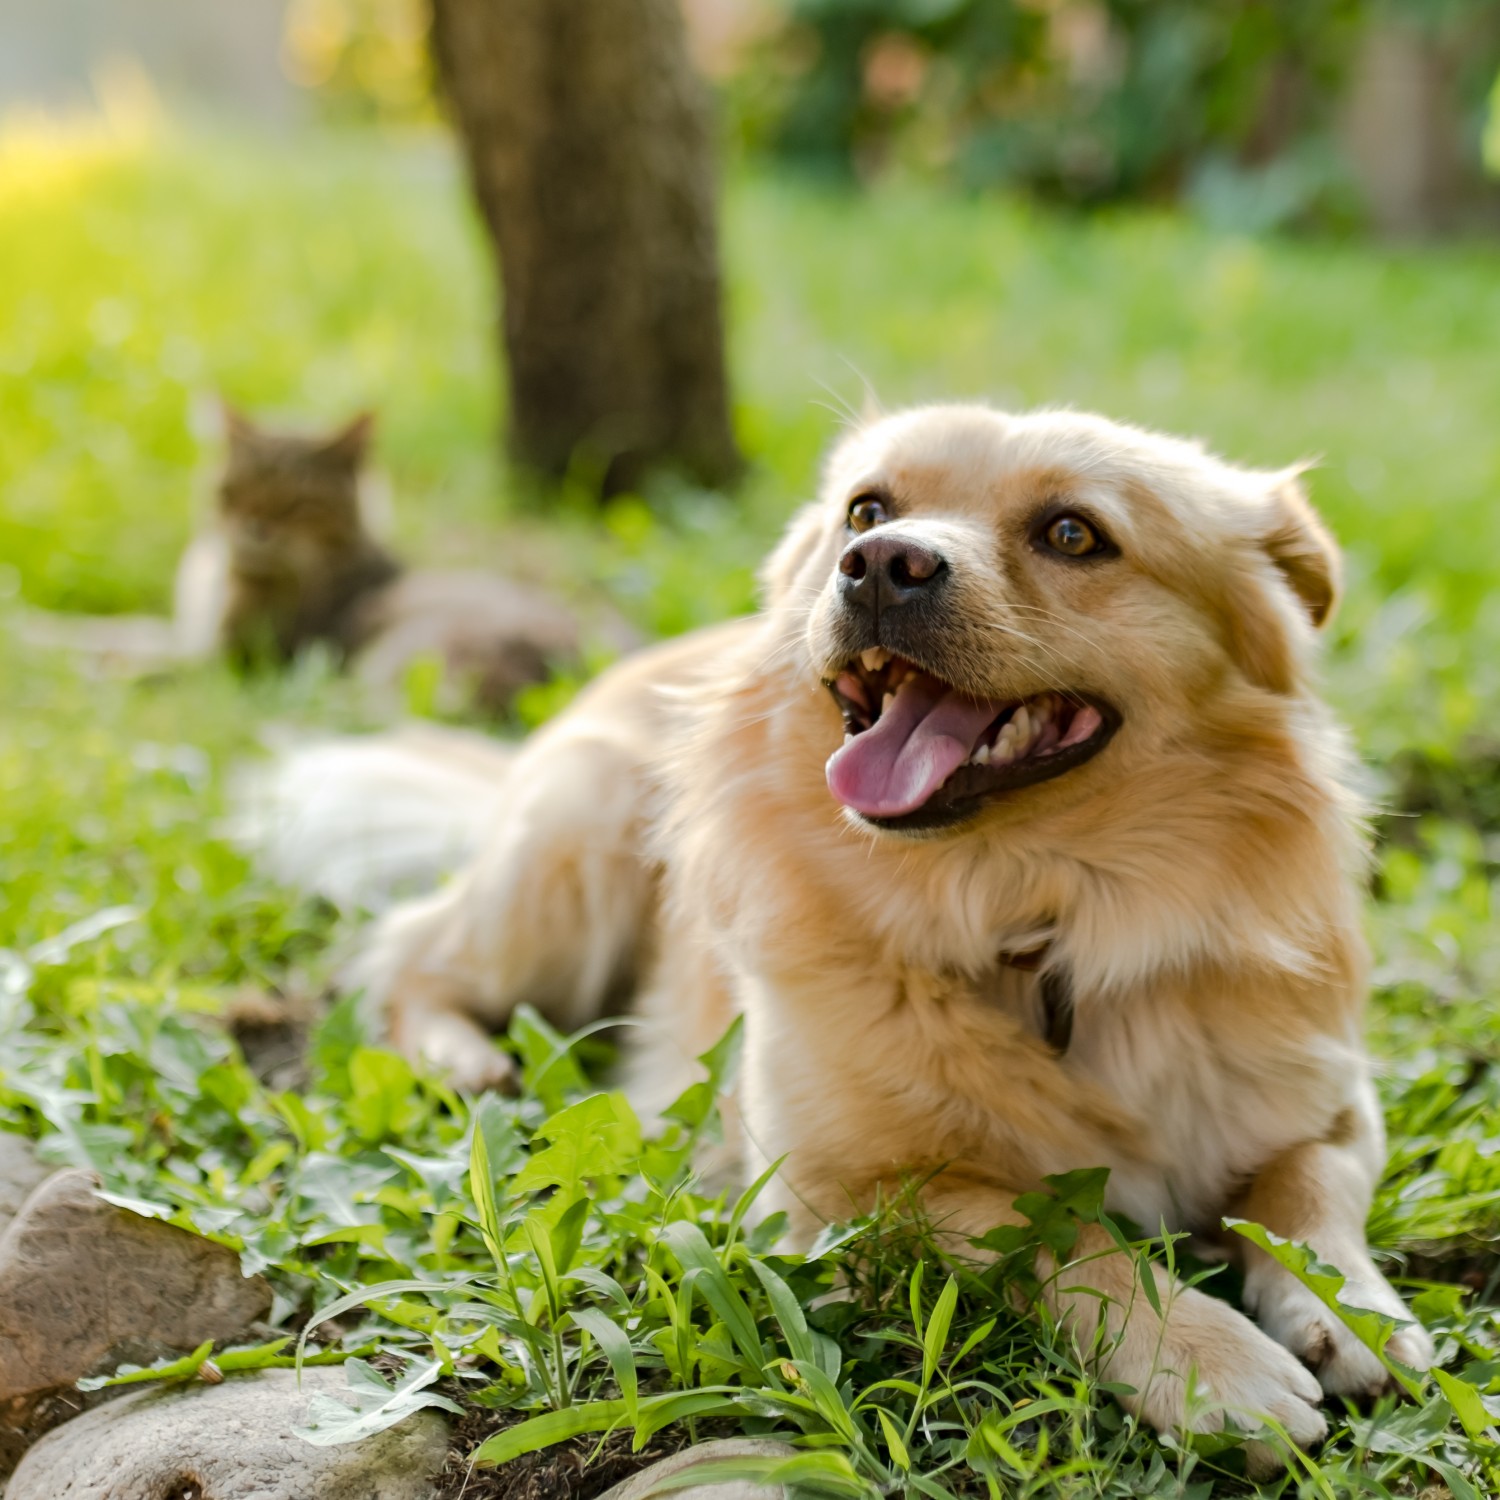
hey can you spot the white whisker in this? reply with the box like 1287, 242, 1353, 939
976, 621, 1077, 696
810, 378, 863, 431
1001, 604, 1107, 656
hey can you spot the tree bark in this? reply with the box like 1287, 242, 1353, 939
430, 0, 742, 493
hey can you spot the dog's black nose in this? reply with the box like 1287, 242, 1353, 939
837, 533, 947, 615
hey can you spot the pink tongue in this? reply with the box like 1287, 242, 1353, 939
827, 676, 1001, 817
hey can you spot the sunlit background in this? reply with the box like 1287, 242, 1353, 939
0, 7, 1497, 916
2, 1, 1498, 723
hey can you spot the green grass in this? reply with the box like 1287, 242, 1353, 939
1, 116, 1497, 1497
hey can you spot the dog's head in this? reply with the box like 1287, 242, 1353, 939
764, 405, 1340, 836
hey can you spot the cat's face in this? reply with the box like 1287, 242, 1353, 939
218, 411, 373, 578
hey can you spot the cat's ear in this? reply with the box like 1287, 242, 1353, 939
222, 402, 259, 451
320, 412, 375, 466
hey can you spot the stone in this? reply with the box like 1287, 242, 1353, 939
8, 1367, 449, 1500
0, 1168, 271, 1403
0, 1167, 273, 1477
0, 1132, 48, 1239
597, 1438, 798, 1500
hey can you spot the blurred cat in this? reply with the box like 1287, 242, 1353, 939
199, 408, 402, 668
22, 408, 587, 716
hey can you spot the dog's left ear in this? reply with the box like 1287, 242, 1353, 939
1226, 472, 1340, 694
1261, 471, 1340, 629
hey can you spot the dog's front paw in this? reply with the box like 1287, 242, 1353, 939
394, 1003, 520, 1096
1255, 1275, 1434, 1399
443, 1044, 521, 1096
1113, 1286, 1327, 1475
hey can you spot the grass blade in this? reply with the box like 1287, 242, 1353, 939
922, 1274, 958, 1388
571, 1305, 639, 1427
748, 1257, 814, 1365
473, 1398, 630, 1464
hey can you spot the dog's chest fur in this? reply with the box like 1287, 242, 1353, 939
1019, 973, 1357, 1231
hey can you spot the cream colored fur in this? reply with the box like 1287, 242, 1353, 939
266, 404, 1432, 1469
232, 723, 513, 912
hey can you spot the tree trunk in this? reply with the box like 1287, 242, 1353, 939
430, 0, 742, 494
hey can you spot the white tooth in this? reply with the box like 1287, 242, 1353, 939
993, 724, 1018, 764
973, 743, 991, 765
844, 732, 855, 745
881, 692, 895, 716
1011, 706, 1031, 746
1031, 699, 1051, 727
860, 647, 890, 673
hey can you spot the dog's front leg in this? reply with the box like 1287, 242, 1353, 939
368, 874, 525, 1094
920, 1173, 1327, 1473
1234, 1119, 1435, 1397
358, 730, 657, 1093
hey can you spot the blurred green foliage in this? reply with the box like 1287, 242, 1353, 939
753, 0, 1346, 201
737, 0, 1499, 228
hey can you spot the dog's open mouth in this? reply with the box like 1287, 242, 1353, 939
824, 648, 1120, 831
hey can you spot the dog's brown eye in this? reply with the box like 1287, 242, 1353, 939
847, 495, 887, 532
1044, 514, 1103, 557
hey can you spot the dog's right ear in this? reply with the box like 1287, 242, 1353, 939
1261, 471, 1340, 630
1220, 471, 1341, 695
759, 501, 831, 609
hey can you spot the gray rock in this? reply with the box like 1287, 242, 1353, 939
8, 1367, 449, 1499
0, 1132, 48, 1239
597, 1438, 798, 1500
0, 1168, 271, 1402
0, 1167, 272, 1478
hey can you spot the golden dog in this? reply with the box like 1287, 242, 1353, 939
264, 404, 1433, 1465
